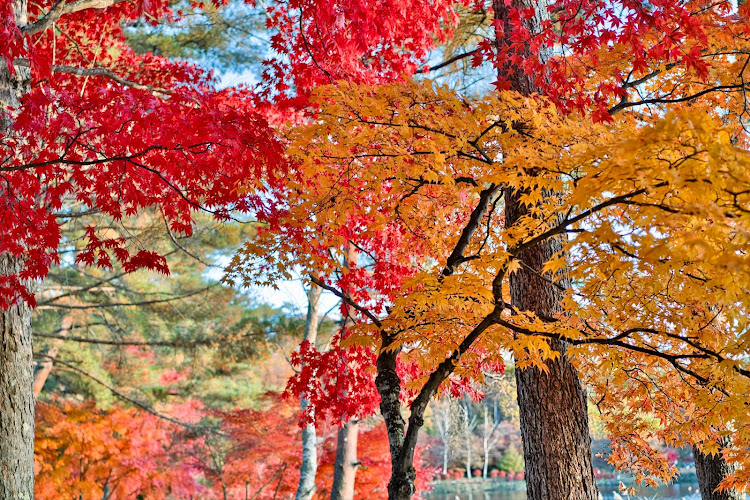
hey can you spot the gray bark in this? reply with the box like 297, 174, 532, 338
0, 255, 34, 500
1, 2, 34, 497
482, 403, 500, 479
494, 0, 600, 497
331, 246, 360, 500
295, 284, 322, 500
693, 439, 743, 500
432, 400, 452, 475
33, 314, 73, 398
460, 400, 477, 478
330, 420, 359, 500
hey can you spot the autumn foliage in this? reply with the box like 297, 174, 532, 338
35, 394, 433, 500
227, 76, 750, 491
1, 0, 285, 307
35, 401, 204, 500
9, 0, 750, 496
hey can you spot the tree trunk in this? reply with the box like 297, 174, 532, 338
330, 420, 359, 500
482, 405, 490, 478
693, 439, 743, 500
1, 2, 34, 496
493, 0, 600, 497
331, 246, 361, 500
0, 255, 35, 500
33, 314, 74, 398
505, 188, 599, 500
295, 285, 322, 500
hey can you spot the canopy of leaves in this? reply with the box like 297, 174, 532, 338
227, 79, 750, 489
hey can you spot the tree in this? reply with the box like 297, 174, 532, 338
227, 0, 750, 496
693, 441, 744, 500
34, 400, 205, 500
1, 0, 285, 493
458, 397, 479, 479
498, 446, 524, 473
296, 285, 323, 500
228, 76, 750, 499
490, 0, 600, 495
481, 397, 502, 478
430, 398, 457, 475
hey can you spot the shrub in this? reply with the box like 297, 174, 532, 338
498, 446, 525, 472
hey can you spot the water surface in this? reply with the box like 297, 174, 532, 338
427, 482, 709, 500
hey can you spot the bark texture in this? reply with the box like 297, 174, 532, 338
505, 187, 599, 500
330, 420, 359, 500
495, 0, 599, 497
295, 285, 322, 500
0, 255, 34, 500
1, 2, 34, 496
693, 440, 743, 500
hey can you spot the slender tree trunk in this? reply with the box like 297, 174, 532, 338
331, 245, 361, 500
0, 255, 34, 500
330, 420, 359, 500
693, 439, 743, 500
33, 314, 74, 398
295, 285, 322, 500
493, 0, 599, 497
482, 406, 489, 478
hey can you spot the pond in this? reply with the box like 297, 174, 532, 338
427, 482, 748, 500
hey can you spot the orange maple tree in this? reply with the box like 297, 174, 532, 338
228, 35, 750, 498
34, 401, 204, 500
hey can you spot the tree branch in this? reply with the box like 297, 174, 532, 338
309, 275, 382, 327
36, 284, 217, 310
21, 0, 130, 36
443, 185, 500, 276
33, 331, 213, 347
51, 64, 174, 95
37, 354, 212, 431
416, 49, 480, 74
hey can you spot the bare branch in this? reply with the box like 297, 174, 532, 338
309, 275, 382, 327
52, 64, 174, 95
36, 284, 217, 310
416, 50, 480, 74
21, 0, 130, 36
37, 354, 213, 431
33, 331, 213, 347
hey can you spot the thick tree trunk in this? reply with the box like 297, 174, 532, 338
1, 3, 34, 497
505, 189, 599, 500
495, 0, 600, 496
330, 420, 359, 500
0, 255, 35, 500
493, 0, 600, 497
693, 439, 743, 500
295, 285, 322, 500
